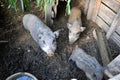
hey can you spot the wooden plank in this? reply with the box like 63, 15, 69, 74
87, 0, 95, 20
93, 29, 111, 66
106, 55, 120, 77
98, 9, 113, 25
0, 41, 8, 43
117, 0, 120, 3
92, 0, 102, 22
98, 12, 120, 35
115, 21, 120, 35
106, 9, 120, 39
96, 16, 110, 31
100, 4, 116, 23
96, 16, 120, 42
102, 0, 120, 13
111, 33, 120, 48
96, 16, 120, 47
84, 0, 90, 15
104, 69, 114, 78
109, 74, 120, 80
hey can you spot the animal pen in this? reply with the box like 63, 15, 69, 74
84, 0, 120, 79
85, 0, 120, 46
84, 0, 120, 76
0, 0, 120, 80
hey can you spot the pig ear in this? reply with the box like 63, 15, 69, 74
54, 29, 61, 38
67, 23, 72, 29
80, 27, 86, 31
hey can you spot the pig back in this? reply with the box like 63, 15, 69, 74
23, 14, 55, 43
23, 14, 51, 32
71, 0, 86, 10
68, 7, 82, 24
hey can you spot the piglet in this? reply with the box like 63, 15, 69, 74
23, 14, 60, 56
67, 7, 86, 44
69, 47, 103, 80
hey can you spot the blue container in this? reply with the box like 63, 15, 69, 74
6, 72, 38, 80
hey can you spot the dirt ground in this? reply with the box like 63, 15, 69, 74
0, 1, 120, 80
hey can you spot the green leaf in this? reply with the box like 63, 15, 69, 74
36, 0, 41, 6
24, 0, 30, 11
45, 0, 54, 4
66, 4, 71, 15
20, 0, 24, 11
66, 0, 71, 15
8, 0, 17, 11
49, 0, 54, 4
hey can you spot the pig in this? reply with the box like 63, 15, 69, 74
69, 47, 103, 80
67, 7, 86, 44
23, 14, 60, 56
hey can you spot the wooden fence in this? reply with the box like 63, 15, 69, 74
84, 0, 120, 47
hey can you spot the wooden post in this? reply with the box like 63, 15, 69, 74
0, 41, 8, 43
96, 16, 120, 47
87, 0, 95, 20
93, 28, 112, 66
105, 55, 120, 78
117, 0, 120, 3
84, 0, 90, 15
106, 9, 120, 39
104, 69, 114, 78
109, 74, 120, 80
92, 0, 102, 22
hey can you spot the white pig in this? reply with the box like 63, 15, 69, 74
67, 7, 86, 44
23, 14, 60, 56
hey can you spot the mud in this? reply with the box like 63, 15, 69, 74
0, 1, 120, 80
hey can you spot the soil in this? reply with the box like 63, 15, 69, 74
0, 1, 120, 80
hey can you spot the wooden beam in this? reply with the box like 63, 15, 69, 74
96, 16, 120, 47
93, 28, 111, 66
84, 0, 90, 15
0, 41, 8, 43
98, 3, 116, 25
92, 0, 102, 22
87, 0, 95, 20
109, 74, 120, 80
105, 55, 120, 78
102, 0, 120, 13
98, 10, 113, 25
104, 69, 114, 78
116, 26, 120, 35
106, 9, 120, 39
116, 0, 120, 3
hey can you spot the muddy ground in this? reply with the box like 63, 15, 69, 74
0, 1, 120, 80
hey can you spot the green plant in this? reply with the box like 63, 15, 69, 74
8, 0, 30, 12
7, 0, 71, 15
66, 0, 71, 15
7, 0, 55, 12
36, 0, 54, 12
8, 0, 17, 11
36, 0, 54, 6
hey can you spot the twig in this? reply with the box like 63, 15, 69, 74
0, 41, 8, 43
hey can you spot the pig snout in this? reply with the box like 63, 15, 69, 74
69, 33, 79, 44
47, 50, 54, 56
69, 38, 78, 44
